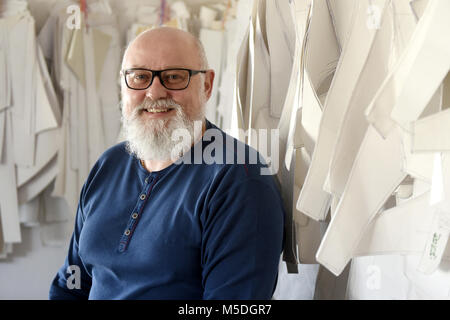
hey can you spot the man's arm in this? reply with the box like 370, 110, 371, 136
49, 196, 92, 299
201, 176, 284, 299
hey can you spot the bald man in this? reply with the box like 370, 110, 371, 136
49, 27, 284, 300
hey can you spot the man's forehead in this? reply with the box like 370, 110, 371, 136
126, 64, 189, 70
138, 27, 195, 41
124, 47, 198, 70
129, 28, 197, 54
123, 29, 200, 68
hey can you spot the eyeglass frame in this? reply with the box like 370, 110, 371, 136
121, 67, 208, 91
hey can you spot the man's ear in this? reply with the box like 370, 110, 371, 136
203, 70, 215, 100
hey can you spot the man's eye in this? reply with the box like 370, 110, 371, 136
164, 73, 186, 83
134, 74, 150, 81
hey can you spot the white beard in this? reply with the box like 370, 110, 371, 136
122, 98, 204, 161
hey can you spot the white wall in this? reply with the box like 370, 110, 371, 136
0, 223, 73, 299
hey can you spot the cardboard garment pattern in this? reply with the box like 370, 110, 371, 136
365, 0, 450, 138
413, 108, 450, 152
416, 153, 450, 274
326, 1, 417, 200
316, 124, 406, 276
316, 89, 450, 276
292, 0, 339, 264
354, 191, 450, 263
315, 0, 450, 276
276, 0, 306, 269
297, 0, 388, 221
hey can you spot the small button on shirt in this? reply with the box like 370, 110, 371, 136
49, 120, 285, 300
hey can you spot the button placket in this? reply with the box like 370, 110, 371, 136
118, 175, 157, 252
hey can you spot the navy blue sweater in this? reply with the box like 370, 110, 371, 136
49, 120, 285, 299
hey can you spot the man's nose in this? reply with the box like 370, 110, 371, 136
145, 75, 169, 100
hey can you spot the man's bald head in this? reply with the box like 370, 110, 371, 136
121, 27, 209, 71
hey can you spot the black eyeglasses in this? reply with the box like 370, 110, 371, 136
122, 68, 207, 90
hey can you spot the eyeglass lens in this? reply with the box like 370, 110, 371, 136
125, 69, 190, 90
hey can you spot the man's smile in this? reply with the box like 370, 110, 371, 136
139, 106, 176, 118
144, 107, 174, 113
